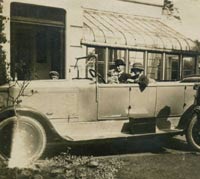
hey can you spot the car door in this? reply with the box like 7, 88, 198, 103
97, 84, 129, 120
129, 83, 157, 118
155, 82, 185, 129
155, 82, 185, 116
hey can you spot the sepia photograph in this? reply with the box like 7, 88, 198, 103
0, 0, 200, 178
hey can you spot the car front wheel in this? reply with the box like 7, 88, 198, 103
186, 114, 200, 151
0, 116, 46, 166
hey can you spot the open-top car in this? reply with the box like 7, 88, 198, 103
1, 0, 200, 167
0, 54, 200, 165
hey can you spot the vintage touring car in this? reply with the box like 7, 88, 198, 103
1, 0, 200, 165
1, 54, 200, 164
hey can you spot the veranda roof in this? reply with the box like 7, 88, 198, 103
82, 9, 196, 52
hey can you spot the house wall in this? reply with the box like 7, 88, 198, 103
83, 0, 162, 18
3, 0, 84, 79
2, 0, 164, 79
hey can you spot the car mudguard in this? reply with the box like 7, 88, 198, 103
0, 106, 65, 144
178, 105, 200, 130
193, 106, 200, 115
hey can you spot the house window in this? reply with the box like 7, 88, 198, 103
129, 51, 144, 72
165, 54, 180, 81
108, 49, 126, 70
11, 3, 65, 80
87, 47, 106, 78
147, 53, 163, 81
183, 56, 196, 78
86, 47, 126, 79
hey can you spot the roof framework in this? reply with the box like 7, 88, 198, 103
82, 9, 196, 52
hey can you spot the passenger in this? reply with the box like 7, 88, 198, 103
127, 63, 155, 89
108, 59, 131, 84
127, 63, 145, 83
49, 71, 59, 80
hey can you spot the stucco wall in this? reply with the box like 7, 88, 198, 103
3, 0, 84, 79
83, 0, 162, 18
2, 0, 164, 79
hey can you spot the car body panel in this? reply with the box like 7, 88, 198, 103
155, 82, 193, 130
156, 84, 185, 117
0, 79, 198, 141
21, 80, 98, 123
129, 84, 156, 118
184, 85, 196, 112
97, 84, 129, 120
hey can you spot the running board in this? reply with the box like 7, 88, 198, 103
51, 119, 184, 142
62, 129, 184, 142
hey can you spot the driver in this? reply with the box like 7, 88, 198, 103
108, 59, 131, 84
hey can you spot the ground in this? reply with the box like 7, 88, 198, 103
116, 152, 200, 179
0, 135, 200, 179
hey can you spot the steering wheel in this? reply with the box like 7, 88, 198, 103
89, 69, 106, 84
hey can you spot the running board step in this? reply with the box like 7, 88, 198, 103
52, 119, 183, 142
63, 129, 184, 142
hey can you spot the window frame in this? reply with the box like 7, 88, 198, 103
182, 55, 197, 78
164, 53, 181, 81
147, 52, 163, 81
10, 2, 66, 80
86, 46, 199, 83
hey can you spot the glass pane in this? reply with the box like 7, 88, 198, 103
97, 63, 104, 79
11, 7, 65, 80
129, 51, 144, 72
11, 3, 65, 80
108, 49, 126, 70
165, 54, 180, 81
183, 56, 196, 78
147, 53, 163, 81
87, 47, 106, 78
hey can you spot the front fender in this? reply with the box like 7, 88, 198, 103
193, 106, 200, 116
0, 106, 64, 143
178, 105, 200, 130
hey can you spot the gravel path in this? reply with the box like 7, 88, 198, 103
0, 135, 198, 179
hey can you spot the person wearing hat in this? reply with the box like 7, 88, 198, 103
108, 59, 131, 84
128, 62, 145, 83
130, 62, 155, 82
126, 63, 148, 91
49, 71, 59, 80
127, 62, 155, 90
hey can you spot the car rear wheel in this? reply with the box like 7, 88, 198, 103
0, 116, 46, 165
186, 114, 200, 151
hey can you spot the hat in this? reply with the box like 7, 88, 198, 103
114, 59, 126, 66
49, 71, 59, 78
131, 63, 144, 72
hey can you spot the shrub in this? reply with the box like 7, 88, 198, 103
0, 0, 7, 85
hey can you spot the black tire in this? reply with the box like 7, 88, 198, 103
186, 114, 200, 151
0, 116, 46, 164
